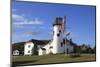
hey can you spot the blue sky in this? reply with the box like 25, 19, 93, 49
12, 1, 96, 47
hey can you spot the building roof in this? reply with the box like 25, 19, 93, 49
29, 39, 50, 45
65, 38, 77, 46
13, 50, 19, 52
41, 48, 46, 50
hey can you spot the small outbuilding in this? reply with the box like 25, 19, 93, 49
13, 50, 19, 56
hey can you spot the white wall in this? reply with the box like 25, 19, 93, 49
65, 45, 74, 53
24, 42, 34, 55
38, 49, 43, 56
38, 44, 51, 55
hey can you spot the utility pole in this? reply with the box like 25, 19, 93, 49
65, 37, 67, 56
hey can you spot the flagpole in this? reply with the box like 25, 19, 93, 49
63, 16, 67, 56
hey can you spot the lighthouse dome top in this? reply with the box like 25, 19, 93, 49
53, 17, 62, 26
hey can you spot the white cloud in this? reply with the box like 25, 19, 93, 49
12, 13, 44, 25
12, 14, 25, 21
24, 31, 41, 35
13, 33, 30, 38
14, 18, 43, 25
12, 31, 41, 38
13, 25, 25, 28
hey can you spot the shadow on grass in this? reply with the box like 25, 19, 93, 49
12, 60, 38, 67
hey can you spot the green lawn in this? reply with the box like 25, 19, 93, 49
12, 54, 96, 66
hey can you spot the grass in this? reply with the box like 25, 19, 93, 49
12, 54, 96, 66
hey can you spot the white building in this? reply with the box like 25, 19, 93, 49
13, 50, 19, 56
24, 16, 74, 56
24, 39, 50, 56
24, 42, 34, 56
65, 39, 74, 54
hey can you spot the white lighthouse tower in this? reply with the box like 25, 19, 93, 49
50, 17, 65, 54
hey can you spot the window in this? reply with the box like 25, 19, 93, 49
57, 33, 60, 37
59, 30, 61, 33
50, 46, 53, 49
61, 42, 63, 47
28, 45, 30, 48
28, 51, 30, 53
63, 39, 65, 44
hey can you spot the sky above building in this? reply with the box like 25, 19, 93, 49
12, 0, 96, 47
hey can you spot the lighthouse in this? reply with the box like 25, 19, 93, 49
50, 17, 65, 54
23, 16, 74, 56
